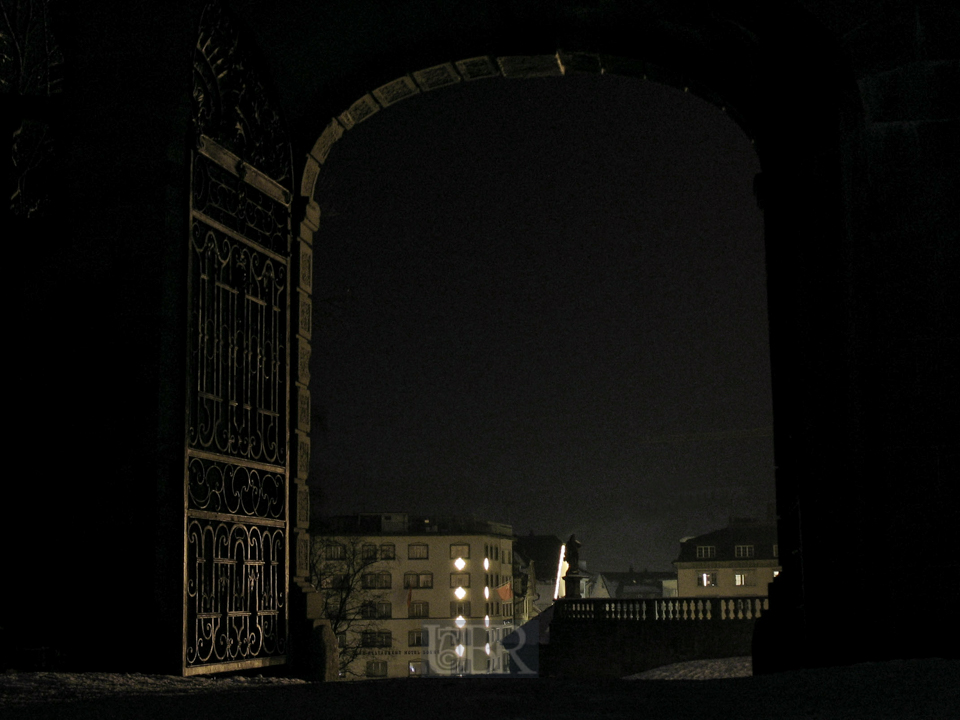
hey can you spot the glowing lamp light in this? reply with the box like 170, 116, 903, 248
455, 644, 465, 657
454, 557, 466, 571
455, 615, 466, 628
554, 544, 566, 600
454, 587, 466, 600
484, 586, 490, 600
485, 643, 491, 656
484, 615, 490, 627
483, 558, 490, 571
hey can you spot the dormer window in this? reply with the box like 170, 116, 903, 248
696, 545, 716, 559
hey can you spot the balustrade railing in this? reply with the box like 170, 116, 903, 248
554, 596, 768, 622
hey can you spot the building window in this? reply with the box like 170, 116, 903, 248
772, 544, 778, 558
735, 545, 755, 558
361, 601, 392, 618
409, 601, 429, 618
362, 543, 378, 560
361, 631, 392, 648
366, 660, 388, 677
404, 572, 434, 589
450, 572, 470, 588
408, 660, 424, 676
450, 543, 470, 558
696, 545, 716, 559
735, 573, 756, 587
325, 543, 345, 560
336, 632, 346, 648
362, 572, 392, 589
451, 601, 471, 617
323, 574, 349, 590
408, 630, 425, 647
380, 543, 396, 560
697, 572, 718, 587
408, 543, 429, 559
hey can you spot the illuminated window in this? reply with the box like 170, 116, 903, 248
735, 545, 755, 558
325, 543, 345, 560
696, 546, 716, 559
409, 660, 424, 676
697, 572, 718, 587
404, 572, 433, 589
362, 572, 392, 589
450, 543, 470, 558
451, 572, 470, 588
380, 543, 396, 559
408, 630, 425, 647
362, 543, 377, 560
366, 660, 388, 677
735, 573, 756, 587
409, 601, 429, 618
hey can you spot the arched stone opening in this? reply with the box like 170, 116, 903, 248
290, 12, 860, 672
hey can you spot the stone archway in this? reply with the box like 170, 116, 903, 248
291, 20, 856, 670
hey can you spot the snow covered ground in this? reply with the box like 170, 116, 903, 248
2, 657, 957, 719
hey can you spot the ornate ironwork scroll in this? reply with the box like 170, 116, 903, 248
185, 1, 292, 675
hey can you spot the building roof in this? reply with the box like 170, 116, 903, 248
674, 520, 779, 563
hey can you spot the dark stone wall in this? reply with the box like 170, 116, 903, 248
12, 1, 202, 671
543, 617, 757, 678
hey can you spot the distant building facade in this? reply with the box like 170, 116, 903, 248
673, 519, 780, 598
313, 514, 517, 678
602, 568, 679, 599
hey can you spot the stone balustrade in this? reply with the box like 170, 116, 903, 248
554, 596, 769, 622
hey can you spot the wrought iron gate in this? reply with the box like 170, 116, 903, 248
184, 1, 293, 675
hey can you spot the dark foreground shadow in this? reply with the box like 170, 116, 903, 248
5, 659, 959, 720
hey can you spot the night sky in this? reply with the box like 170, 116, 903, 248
309, 72, 774, 572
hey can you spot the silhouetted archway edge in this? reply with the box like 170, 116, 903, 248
288, 9, 871, 673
